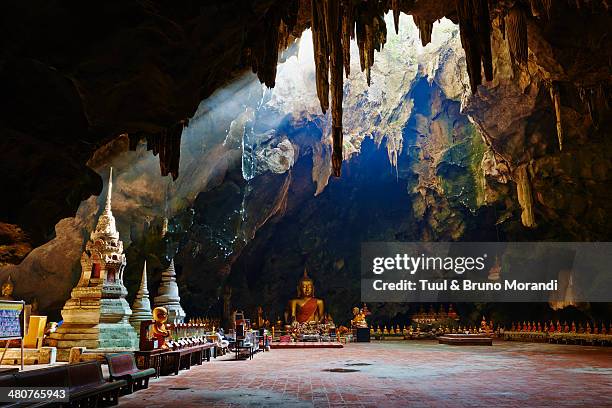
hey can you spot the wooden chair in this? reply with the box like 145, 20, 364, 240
23, 315, 47, 349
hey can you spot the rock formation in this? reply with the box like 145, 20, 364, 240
515, 164, 536, 228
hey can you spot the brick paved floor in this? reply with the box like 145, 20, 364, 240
118, 341, 612, 408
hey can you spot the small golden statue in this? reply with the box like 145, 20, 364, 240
350, 306, 368, 328
256, 305, 264, 328
31, 297, 39, 314
151, 307, 171, 349
0, 275, 14, 300
286, 269, 324, 324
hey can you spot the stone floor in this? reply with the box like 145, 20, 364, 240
118, 341, 612, 408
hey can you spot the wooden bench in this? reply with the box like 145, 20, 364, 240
105, 352, 156, 395
67, 361, 125, 406
0, 361, 126, 407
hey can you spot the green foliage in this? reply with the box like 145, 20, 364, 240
436, 127, 486, 212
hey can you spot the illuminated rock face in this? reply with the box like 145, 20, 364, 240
47, 168, 137, 361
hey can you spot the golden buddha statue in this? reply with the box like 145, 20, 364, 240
287, 269, 324, 324
351, 307, 368, 328
0, 275, 14, 300
256, 305, 264, 328
151, 306, 171, 349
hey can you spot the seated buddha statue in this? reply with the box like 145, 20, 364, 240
151, 306, 171, 349
351, 307, 368, 328
0, 275, 15, 300
286, 269, 324, 324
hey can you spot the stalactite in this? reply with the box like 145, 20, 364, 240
529, 0, 540, 17
549, 83, 563, 150
455, 0, 493, 93
278, 20, 290, 54
342, 1, 355, 78
148, 120, 187, 181
283, 0, 300, 32
598, 83, 609, 110
541, 0, 553, 16
311, 0, 330, 113
412, 16, 433, 46
355, 1, 386, 86
529, 0, 552, 19
580, 86, 602, 130
506, 4, 528, 66
391, 0, 400, 35
324, 0, 345, 177
515, 164, 536, 228
474, 0, 493, 82
250, 7, 283, 88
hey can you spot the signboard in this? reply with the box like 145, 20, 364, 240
0, 300, 25, 370
0, 300, 25, 340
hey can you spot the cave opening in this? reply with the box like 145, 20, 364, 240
136, 15, 503, 324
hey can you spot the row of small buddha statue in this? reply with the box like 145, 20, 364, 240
186, 317, 220, 329
411, 304, 459, 324
509, 321, 611, 335
371, 325, 460, 336
371, 316, 496, 337
141, 307, 218, 351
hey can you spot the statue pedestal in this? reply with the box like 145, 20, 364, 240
355, 327, 371, 342
98, 322, 138, 349
48, 322, 138, 362
48, 297, 138, 361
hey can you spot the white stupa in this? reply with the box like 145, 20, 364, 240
130, 260, 153, 333
153, 259, 186, 324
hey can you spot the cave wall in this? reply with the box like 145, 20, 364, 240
0, 0, 296, 263
463, 4, 612, 240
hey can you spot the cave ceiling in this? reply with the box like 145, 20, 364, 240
0, 0, 610, 265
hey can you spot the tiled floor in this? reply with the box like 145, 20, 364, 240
118, 341, 612, 407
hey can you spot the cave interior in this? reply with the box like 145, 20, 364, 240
0, 0, 610, 328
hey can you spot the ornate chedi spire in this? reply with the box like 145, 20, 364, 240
154, 259, 185, 324
48, 167, 138, 361
93, 167, 120, 240
130, 260, 153, 333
